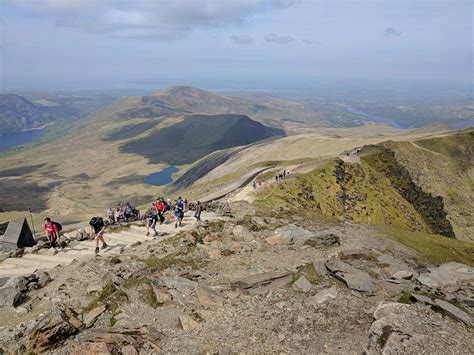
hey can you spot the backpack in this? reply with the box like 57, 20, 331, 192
53, 221, 63, 232
89, 217, 104, 229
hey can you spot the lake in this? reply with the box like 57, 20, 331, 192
0, 129, 45, 153
144, 166, 179, 186
347, 107, 407, 129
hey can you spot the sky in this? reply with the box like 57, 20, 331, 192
0, 0, 472, 91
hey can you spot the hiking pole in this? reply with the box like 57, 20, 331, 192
28, 208, 37, 239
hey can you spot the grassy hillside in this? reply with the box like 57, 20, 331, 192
256, 145, 457, 238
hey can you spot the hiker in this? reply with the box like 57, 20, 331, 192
107, 208, 115, 224
43, 217, 61, 254
89, 216, 108, 255
194, 201, 202, 221
116, 206, 125, 222
174, 197, 185, 228
253, 180, 257, 189
155, 197, 166, 224
146, 210, 159, 237
184, 199, 188, 212
124, 203, 133, 220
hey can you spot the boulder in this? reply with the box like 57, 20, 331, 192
292, 275, 312, 293
208, 249, 221, 259
37, 271, 51, 288
28, 306, 84, 352
232, 225, 250, 241
417, 262, 473, 288
272, 224, 315, 246
325, 258, 374, 294
152, 276, 198, 296
0, 287, 24, 307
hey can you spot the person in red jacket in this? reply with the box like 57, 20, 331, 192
155, 197, 166, 224
43, 217, 60, 254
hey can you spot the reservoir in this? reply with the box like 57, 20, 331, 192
0, 129, 44, 152
144, 166, 179, 186
347, 107, 407, 129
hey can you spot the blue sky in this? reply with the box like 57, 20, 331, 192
0, 0, 472, 90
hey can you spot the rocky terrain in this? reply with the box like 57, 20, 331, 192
0, 203, 472, 353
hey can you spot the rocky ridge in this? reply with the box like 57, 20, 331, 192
0, 203, 472, 353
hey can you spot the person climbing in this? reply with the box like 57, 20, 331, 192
43, 217, 60, 254
194, 201, 202, 222
146, 210, 159, 237
155, 197, 166, 224
174, 197, 185, 228
89, 216, 107, 255
184, 199, 188, 212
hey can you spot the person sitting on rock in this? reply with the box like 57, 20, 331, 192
43, 217, 60, 255
107, 208, 115, 224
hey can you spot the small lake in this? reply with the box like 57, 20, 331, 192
347, 107, 407, 129
0, 129, 45, 152
144, 166, 179, 186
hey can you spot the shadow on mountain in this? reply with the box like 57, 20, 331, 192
0, 164, 45, 177
120, 114, 285, 165
0, 178, 50, 212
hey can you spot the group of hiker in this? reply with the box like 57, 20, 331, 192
275, 170, 289, 181
106, 202, 140, 224
42, 196, 203, 255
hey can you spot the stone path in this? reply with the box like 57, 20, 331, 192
0, 212, 221, 280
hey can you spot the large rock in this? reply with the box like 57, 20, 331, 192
195, 287, 223, 307
433, 299, 472, 326
28, 305, 84, 352
325, 258, 374, 294
232, 225, 251, 241
417, 262, 473, 288
0, 287, 24, 307
152, 276, 198, 296
179, 315, 199, 331
72, 342, 111, 355
272, 224, 315, 246
304, 232, 341, 248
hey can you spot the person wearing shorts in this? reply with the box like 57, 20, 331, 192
89, 217, 108, 255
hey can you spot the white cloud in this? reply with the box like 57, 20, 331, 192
230, 34, 253, 45
6, 0, 299, 40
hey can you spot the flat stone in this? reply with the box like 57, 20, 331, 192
417, 262, 474, 288
306, 287, 338, 306
411, 294, 435, 306
153, 276, 198, 296
304, 233, 340, 248
433, 299, 472, 326
83, 305, 107, 328
121, 345, 139, 355
232, 225, 250, 241
231, 271, 292, 290
179, 315, 199, 331
325, 258, 374, 294
392, 270, 413, 280
292, 275, 312, 293
87, 284, 103, 294
208, 249, 221, 259
37, 272, 51, 288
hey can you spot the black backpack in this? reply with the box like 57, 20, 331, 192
89, 217, 104, 229
53, 221, 63, 232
